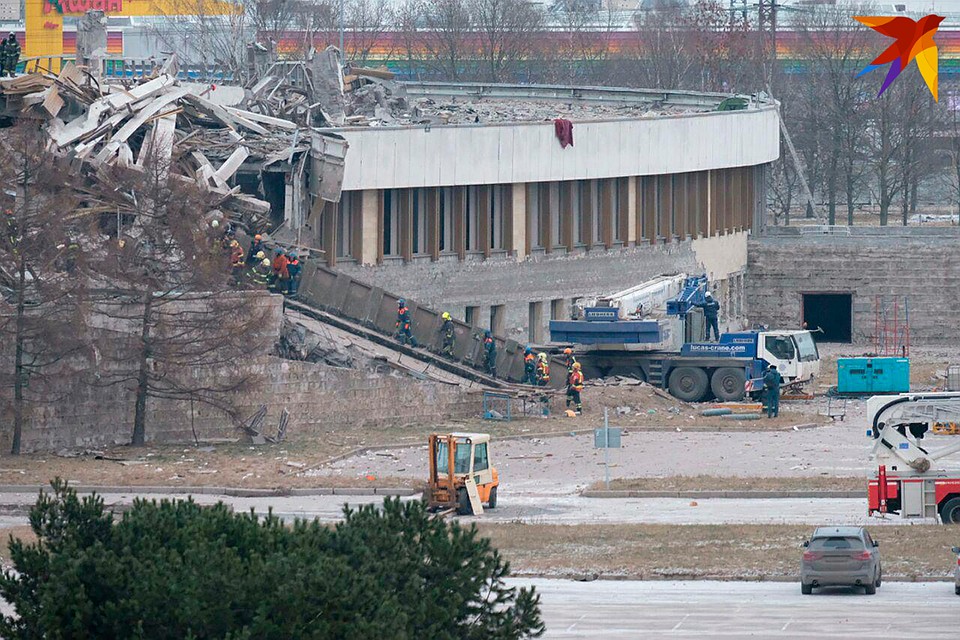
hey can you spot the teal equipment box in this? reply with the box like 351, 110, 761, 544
837, 357, 910, 394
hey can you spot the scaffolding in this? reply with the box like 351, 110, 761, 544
873, 295, 910, 357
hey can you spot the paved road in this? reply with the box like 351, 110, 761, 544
0, 491, 930, 525
518, 579, 959, 638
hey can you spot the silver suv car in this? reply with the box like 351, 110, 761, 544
800, 526, 882, 595
952, 546, 960, 595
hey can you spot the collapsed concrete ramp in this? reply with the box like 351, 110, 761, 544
289, 260, 559, 389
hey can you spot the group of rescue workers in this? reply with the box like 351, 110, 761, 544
221, 226, 302, 296
0, 33, 20, 78
397, 302, 587, 415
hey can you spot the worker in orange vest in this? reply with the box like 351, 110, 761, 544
566, 362, 584, 415
563, 347, 578, 375
396, 299, 418, 346
536, 352, 550, 386
522, 346, 537, 385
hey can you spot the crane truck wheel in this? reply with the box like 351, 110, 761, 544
939, 497, 960, 524
487, 486, 498, 509
456, 488, 473, 516
668, 367, 709, 403
711, 368, 747, 402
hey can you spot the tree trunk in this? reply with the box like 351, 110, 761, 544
131, 295, 153, 446
11, 257, 25, 455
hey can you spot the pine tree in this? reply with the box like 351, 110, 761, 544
0, 481, 545, 639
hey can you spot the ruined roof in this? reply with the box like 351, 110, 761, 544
343, 81, 767, 128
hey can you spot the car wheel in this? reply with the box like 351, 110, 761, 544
875, 569, 882, 588
801, 583, 812, 595
940, 497, 960, 524
456, 488, 473, 516
955, 584, 960, 596
864, 583, 877, 595
487, 485, 498, 509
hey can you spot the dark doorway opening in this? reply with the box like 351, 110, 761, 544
802, 293, 852, 343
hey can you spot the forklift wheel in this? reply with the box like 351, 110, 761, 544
487, 486, 498, 509
456, 488, 473, 516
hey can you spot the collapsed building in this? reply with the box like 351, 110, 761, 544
0, 47, 781, 450
291, 81, 778, 342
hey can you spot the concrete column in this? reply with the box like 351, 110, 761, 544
627, 176, 637, 246
511, 183, 526, 259
359, 189, 379, 266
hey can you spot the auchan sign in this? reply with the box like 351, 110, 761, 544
43, 0, 123, 14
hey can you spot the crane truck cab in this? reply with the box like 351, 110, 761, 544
427, 433, 499, 516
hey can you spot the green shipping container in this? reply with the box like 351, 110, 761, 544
837, 357, 910, 394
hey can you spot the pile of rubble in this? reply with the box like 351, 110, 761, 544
0, 57, 326, 233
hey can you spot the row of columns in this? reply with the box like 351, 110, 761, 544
316, 166, 758, 267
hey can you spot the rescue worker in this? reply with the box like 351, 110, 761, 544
246, 234, 265, 265
698, 291, 721, 342
229, 240, 245, 284
566, 362, 584, 415
1, 33, 20, 77
439, 311, 455, 358
285, 250, 301, 296
396, 299, 418, 346
248, 257, 272, 287
563, 347, 578, 375
522, 346, 537, 385
536, 352, 550, 386
763, 364, 781, 419
271, 248, 290, 292
482, 329, 497, 377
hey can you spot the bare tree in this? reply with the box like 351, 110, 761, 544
419, 0, 475, 80
149, 0, 253, 83
470, 0, 544, 82
86, 151, 270, 446
0, 125, 90, 454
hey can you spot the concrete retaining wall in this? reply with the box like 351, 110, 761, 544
746, 230, 960, 345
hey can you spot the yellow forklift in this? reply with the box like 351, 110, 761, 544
427, 432, 499, 516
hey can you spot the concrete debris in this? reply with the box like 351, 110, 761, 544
1, 58, 347, 235
276, 318, 365, 369
342, 94, 707, 128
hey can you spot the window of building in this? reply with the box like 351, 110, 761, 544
465, 305, 479, 327
528, 301, 543, 342
465, 185, 480, 252
490, 185, 504, 250
490, 304, 505, 335
571, 181, 583, 245
591, 180, 602, 245
612, 179, 623, 242
527, 184, 542, 250
382, 189, 400, 256
336, 191, 353, 258
439, 187, 454, 253
411, 188, 429, 255
549, 182, 561, 247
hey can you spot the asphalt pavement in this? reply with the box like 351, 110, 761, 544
517, 579, 959, 638
0, 491, 931, 525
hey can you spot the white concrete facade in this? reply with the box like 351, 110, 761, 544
331, 106, 780, 191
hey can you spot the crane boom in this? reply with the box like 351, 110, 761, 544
869, 392, 960, 472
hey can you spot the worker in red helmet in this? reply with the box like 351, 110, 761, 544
563, 347, 578, 376
246, 233, 265, 265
